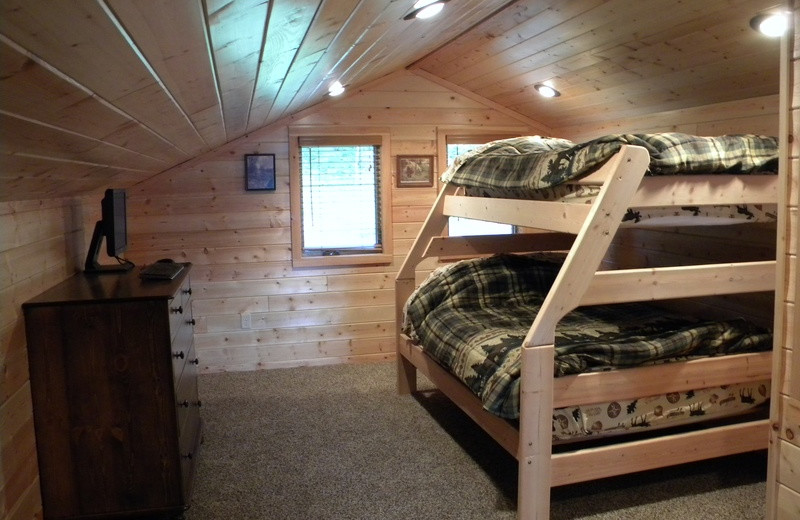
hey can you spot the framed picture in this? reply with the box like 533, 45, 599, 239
396, 155, 434, 188
245, 153, 276, 191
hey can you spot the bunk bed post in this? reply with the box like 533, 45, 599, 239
517, 343, 556, 519
517, 145, 651, 519
396, 278, 418, 394
396, 182, 457, 394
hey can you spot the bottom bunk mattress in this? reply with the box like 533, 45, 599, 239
551, 379, 769, 442
401, 254, 773, 434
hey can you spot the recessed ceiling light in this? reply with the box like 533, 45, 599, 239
403, 0, 449, 20
328, 80, 345, 97
749, 12, 789, 37
534, 84, 560, 98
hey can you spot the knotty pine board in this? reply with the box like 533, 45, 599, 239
0, 39, 187, 165
193, 322, 395, 351
1, 197, 99, 520
555, 95, 779, 142
105, 0, 227, 148
767, 14, 800, 516
296, 107, 527, 127
125, 69, 778, 379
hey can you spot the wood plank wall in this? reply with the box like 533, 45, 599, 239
0, 197, 98, 519
126, 71, 538, 373
0, 69, 782, 519
768, 3, 800, 517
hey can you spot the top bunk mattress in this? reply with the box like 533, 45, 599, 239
442, 133, 779, 200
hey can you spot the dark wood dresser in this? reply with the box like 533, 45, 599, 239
22, 264, 201, 519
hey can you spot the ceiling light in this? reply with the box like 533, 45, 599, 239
749, 12, 789, 37
403, 0, 449, 20
534, 84, 560, 98
328, 80, 345, 97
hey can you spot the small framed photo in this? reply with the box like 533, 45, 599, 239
396, 155, 434, 188
245, 153, 276, 191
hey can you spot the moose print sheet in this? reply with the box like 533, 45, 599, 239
402, 254, 773, 422
552, 380, 769, 442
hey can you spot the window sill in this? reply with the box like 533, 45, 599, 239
291, 252, 393, 269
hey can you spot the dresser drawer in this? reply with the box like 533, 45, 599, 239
168, 278, 193, 343
179, 410, 202, 501
171, 318, 196, 381
176, 356, 201, 502
175, 344, 200, 436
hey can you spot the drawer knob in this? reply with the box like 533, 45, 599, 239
178, 400, 190, 408
187, 318, 196, 326
190, 358, 199, 365
171, 305, 183, 314
183, 288, 192, 295
194, 400, 203, 408
173, 351, 185, 360
182, 452, 193, 460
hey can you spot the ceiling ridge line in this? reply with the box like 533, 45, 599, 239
279, 0, 393, 121
244, 0, 275, 133
258, 0, 329, 127
199, 0, 228, 143
408, 69, 551, 134
405, 0, 523, 72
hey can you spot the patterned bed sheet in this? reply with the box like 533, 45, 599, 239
442, 133, 778, 194
526, 182, 777, 225
552, 380, 769, 443
402, 254, 773, 420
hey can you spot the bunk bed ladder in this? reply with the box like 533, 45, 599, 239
518, 145, 651, 519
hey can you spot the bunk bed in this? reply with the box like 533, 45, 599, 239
394, 133, 778, 519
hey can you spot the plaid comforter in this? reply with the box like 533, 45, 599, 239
442, 133, 779, 199
402, 254, 773, 419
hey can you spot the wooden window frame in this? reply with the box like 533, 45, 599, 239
436, 127, 524, 238
289, 127, 393, 268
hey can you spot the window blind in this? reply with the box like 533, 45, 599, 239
298, 140, 382, 255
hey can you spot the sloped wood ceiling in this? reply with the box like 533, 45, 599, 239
0, 0, 781, 202
413, 0, 782, 129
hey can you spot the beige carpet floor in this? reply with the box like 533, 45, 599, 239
185, 361, 767, 520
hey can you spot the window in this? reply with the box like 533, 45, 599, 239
443, 133, 518, 237
290, 131, 392, 267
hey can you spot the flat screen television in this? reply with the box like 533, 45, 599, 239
84, 188, 135, 273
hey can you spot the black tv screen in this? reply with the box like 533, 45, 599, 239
102, 188, 127, 257
84, 188, 133, 273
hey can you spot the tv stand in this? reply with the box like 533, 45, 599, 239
85, 262, 134, 273
83, 220, 134, 273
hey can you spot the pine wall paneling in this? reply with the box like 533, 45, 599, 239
768, 2, 800, 517
127, 71, 537, 374
126, 69, 783, 377
554, 94, 780, 142
0, 197, 102, 519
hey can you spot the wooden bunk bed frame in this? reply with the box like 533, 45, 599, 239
395, 145, 776, 519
